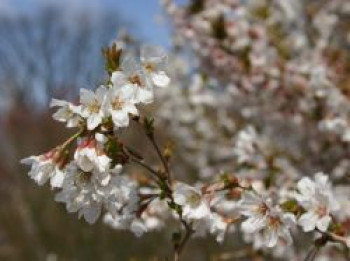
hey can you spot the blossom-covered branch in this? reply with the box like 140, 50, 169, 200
20, 0, 350, 260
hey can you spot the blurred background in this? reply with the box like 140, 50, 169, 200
2, 1, 349, 260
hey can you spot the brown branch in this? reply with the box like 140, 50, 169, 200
148, 135, 173, 184
129, 157, 162, 184
174, 220, 194, 261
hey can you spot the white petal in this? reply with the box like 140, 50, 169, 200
20, 156, 37, 165
95, 133, 107, 144
241, 215, 266, 233
112, 111, 129, 128
111, 164, 123, 174
83, 205, 101, 224
297, 177, 315, 198
283, 213, 297, 227
135, 88, 154, 104
151, 71, 170, 88
140, 45, 166, 63
96, 85, 108, 102
130, 220, 147, 237
80, 88, 95, 105
298, 211, 318, 232
50, 169, 65, 188
111, 71, 127, 87
121, 52, 140, 73
190, 202, 210, 219
76, 155, 94, 172
264, 228, 278, 247
50, 98, 67, 108
173, 193, 187, 206
280, 227, 293, 246
316, 215, 331, 232
120, 84, 137, 101
87, 114, 102, 130
124, 104, 139, 116
96, 155, 111, 172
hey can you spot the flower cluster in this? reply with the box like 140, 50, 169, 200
21, 44, 170, 226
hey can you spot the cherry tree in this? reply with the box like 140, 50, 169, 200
22, 0, 350, 260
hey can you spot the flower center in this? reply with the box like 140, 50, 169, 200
316, 205, 328, 217
88, 100, 100, 113
144, 63, 156, 72
188, 192, 201, 207
257, 203, 269, 215
111, 97, 124, 110
65, 109, 74, 117
268, 216, 282, 228
75, 171, 92, 187
128, 74, 143, 86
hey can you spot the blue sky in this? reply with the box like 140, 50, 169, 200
117, 0, 172, 47
0, 0, 172, 47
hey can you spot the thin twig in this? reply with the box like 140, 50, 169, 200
129, 157, 162, 182
148, 135, 172, 183
304, 246, 320, 261
59, 128, 84, 150
174, 220, 194, 261
316, 229, 349, 248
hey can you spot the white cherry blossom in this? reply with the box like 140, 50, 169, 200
103, 84, 139, 129
74, 138, 111, 177
173, 182, 210, 220
21, 150, 65, 188
80, 86, 108, 130
111, 52, 154, 104
239, 191, 296, 247
140, 45, 170, 88
50, 99, 82, 128
55, 163, 137, 224
295, 172, 340, 232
